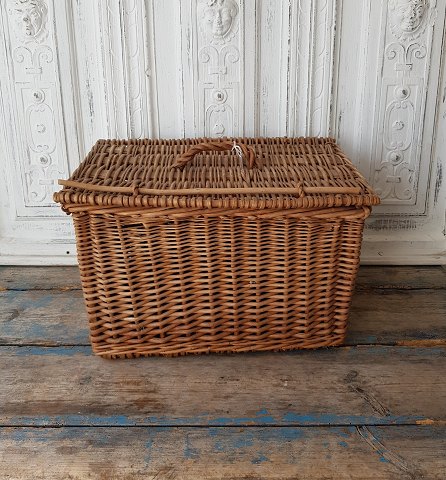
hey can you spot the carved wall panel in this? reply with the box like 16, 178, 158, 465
4, 0, 69, 210
372, 0, 437, 205
180, 0, 244, 138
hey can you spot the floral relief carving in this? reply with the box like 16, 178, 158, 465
27, 164, 61, 203
374, 161, 414, 200
9, 0, 48, 43
13, 44, 53, 78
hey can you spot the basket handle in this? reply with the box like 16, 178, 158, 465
173, 140, 257, 170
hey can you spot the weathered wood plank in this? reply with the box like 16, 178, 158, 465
2, 266, 445, 291
347, 289, 446, 345
355, 266, 446, 290
0, 290, 89, 345
1, 346, 445, 426
1, 288, 445, 346
0, 266, 82, 291
1, 426, 445, 479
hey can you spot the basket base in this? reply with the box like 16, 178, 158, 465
92, 335, 346, 359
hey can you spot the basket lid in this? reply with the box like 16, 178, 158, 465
54, 137, 380, 210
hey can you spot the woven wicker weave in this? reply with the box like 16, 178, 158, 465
54, 137, 379, 358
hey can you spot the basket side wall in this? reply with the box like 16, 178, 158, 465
71, 208, 367, 358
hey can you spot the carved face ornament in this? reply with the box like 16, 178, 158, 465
398, 0, 425, 31
389, 0, 430, 41
12, 0, 48, 42
200, 0, 238, 41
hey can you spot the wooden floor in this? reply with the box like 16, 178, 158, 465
0, 266, 445, 480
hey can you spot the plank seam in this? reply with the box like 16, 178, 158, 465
1, 341, 445, 348
0, 423, 442, 428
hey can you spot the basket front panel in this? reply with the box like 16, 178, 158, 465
72, 210, 365, 357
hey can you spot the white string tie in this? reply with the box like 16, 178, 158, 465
232, 141, 244, 161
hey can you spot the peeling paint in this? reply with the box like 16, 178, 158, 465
184, 434, 199, 460
251, 453, 269, 464
365, 218, 419, 231
5, 411, 429, 428
13, 346, 91, 356
433, 159, 443, 206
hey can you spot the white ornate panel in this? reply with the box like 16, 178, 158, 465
179, 0, 249, 138
372, 0, 438, 207
332, 0, 446, 262
2, 0, 71, 213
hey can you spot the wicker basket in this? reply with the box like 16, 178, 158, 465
54, 137, 379, 358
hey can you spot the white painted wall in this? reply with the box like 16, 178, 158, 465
0, 0, 445, 265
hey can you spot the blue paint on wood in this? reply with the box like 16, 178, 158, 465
275, 427, 305, 441
213, 440, 225, 452
365, 336, 378, 344
254, 408, 276, 424
252, 453, 269, 464
335, 428, 352, 438
13, 346, 91, 356
144, 438, 153, 464
0, 322, 89, 344
184, 434, 199, 460
208, 427, 308, 456
5, 427, 86, 443
3, 291, 54, 310
338, 441, 348, 448
8, 429, 28, 443
6, 412, 428, 427
209, 429, 254, 454
256, 408, 269, 415
232, 431, 254, 449
2, 290, 20, 302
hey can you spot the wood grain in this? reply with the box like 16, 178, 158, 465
1, 346, 445, 426
355, 266, 446, 290
1, 288, 445, 346
0, 290, 89, 345
0, 266, 82, 290
1, 426, 445, 479
347, 289, 446, 345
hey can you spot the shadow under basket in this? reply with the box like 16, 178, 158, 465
54, 137, 380, 358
